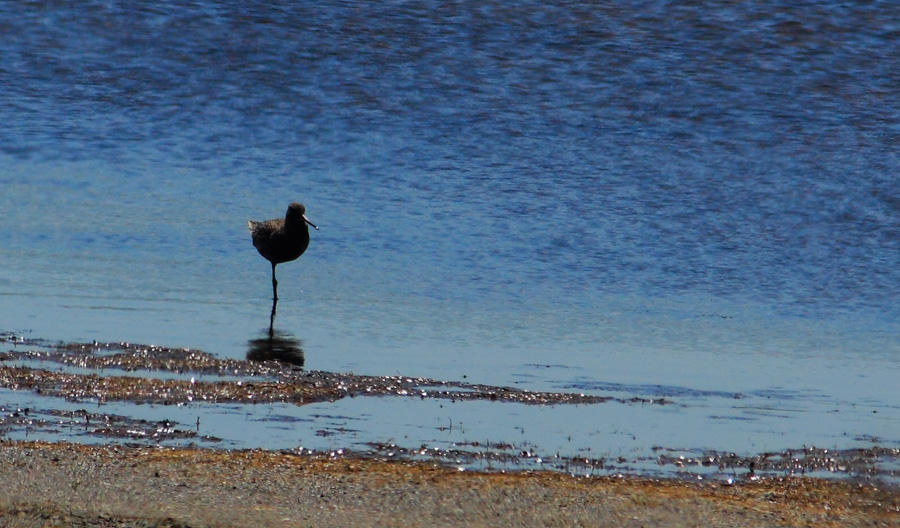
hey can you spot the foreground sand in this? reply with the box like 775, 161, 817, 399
2, 441, 898, 528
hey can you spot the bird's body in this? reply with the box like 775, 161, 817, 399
247, 215, 310, 266
248, 202, 317, 301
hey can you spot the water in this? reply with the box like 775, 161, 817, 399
2, 1, 900, 472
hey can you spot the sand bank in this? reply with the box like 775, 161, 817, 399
2, 441, 898, 528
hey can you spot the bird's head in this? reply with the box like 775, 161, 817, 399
287, 202, 319, 230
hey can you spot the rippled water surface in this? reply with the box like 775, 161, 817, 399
2, 1, 899, 467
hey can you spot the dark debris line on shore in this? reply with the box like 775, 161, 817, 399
0, 336, 673, 407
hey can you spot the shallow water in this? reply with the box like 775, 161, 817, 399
2, 1, 899, 473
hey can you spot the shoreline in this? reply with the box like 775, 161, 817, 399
3, 440, 899, 527
2, 335, 900, 484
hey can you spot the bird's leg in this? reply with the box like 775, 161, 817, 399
271, 263, 278, 302
269, 298, 277, 334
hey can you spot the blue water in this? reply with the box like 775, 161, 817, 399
2, 1, 900, 465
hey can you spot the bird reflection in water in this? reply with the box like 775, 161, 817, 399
246, 299, 304, 366
247, 326, 304, 366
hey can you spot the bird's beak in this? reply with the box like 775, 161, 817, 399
303, 215, 319, 230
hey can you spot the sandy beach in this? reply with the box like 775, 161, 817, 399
2, 440, 898, 528
2, 338, 900, 526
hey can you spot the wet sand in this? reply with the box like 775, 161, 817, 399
5, 338, 899, 481
1, 440, 898, 528
0, 338, 667, 406
2, 336, 900, 526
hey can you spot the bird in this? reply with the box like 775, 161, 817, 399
247, 202, 318, 301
